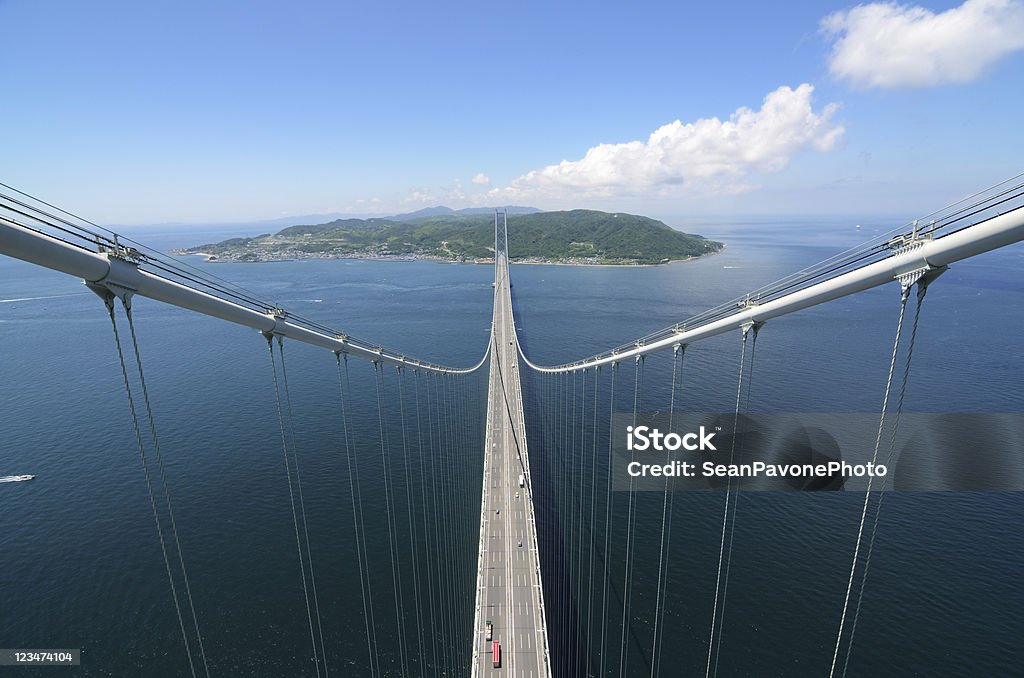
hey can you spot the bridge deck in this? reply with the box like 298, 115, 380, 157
472, 240, 550, 677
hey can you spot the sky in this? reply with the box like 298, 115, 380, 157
1, 0, 1022, 226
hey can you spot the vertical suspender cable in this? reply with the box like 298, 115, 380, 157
565, 370, 572, 674
651, 345, 684, 678
446, 373, 461, 669
334, 354, 378, 677
276, 337, 329, 677
468, 372, 478, 665
439, 373, 452, 672
460, 372, 471, 669
469, 371, 480, 665
827, 288, 911, 678
548, 369, 555, 621
425, 373, 447, 675
266, 336, 321, 678
105, 298, 198, 678
619, 356, 644, 676
840, 282, 928, 678
556, 370, 564, 676
575, 368, 588, 675
744, 326, 761, 412
373, 363, 410, 678
445, 374, 456, 674
434, 372, 454, 674
568, 369, 578, 675
598, 362, 618, 677
397, 368, 426, 675
705, 329, 750, 678
455, 373, 466, 669
122, 300, 210, 678
716, 327, 757, 675
455, 373, 470, 668
585, 365, 601, 675
455, 375, 464, 667
413, 371, 440, 673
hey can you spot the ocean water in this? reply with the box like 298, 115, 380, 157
1, 217, 1022, 676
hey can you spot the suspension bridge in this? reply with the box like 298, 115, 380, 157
2, 176, 1023, 676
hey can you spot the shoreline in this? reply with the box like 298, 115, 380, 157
173, 245, 725, 268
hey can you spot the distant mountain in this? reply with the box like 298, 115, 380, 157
451, 206, 542, 216
177, 209, 723, 265
387, 205, 541, 221
387, 206, 457, 220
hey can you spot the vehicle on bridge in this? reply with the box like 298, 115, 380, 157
492, 640, 500, 668
485, 619, 492, 641
518, 474, 524, 488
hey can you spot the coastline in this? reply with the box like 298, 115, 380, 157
174, 244, 725, 268
507, 245, 725, 268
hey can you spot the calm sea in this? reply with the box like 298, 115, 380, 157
1, 217, 1022, 676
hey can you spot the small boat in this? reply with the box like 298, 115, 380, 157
0, 474, 35, 483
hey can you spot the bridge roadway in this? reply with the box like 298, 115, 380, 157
471, 244, 550, 677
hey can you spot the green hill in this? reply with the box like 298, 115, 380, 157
178, 209, 723, 265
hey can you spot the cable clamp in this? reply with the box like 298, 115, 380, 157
737, 293, 761, 310
887, 221, 936, 252
739, 319, 764, 336
895, 264, 947, 294
86, 254, 140, 307
98, 234, 147, 264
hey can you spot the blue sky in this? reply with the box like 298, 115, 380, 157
1, 0, 1022, 225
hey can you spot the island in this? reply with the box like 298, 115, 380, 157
174, 208, 723, 266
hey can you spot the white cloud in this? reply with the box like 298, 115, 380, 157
484, 84, 842, 203
822, 0, 1024, 89
403, 179, 468, 207
471, 172, 490, 186
408, 189, 437, 204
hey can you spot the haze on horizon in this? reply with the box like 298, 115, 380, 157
2, 0, 1022, 227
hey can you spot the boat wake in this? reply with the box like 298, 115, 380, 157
0, 293, 88, 304
0, 475, 35, 482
